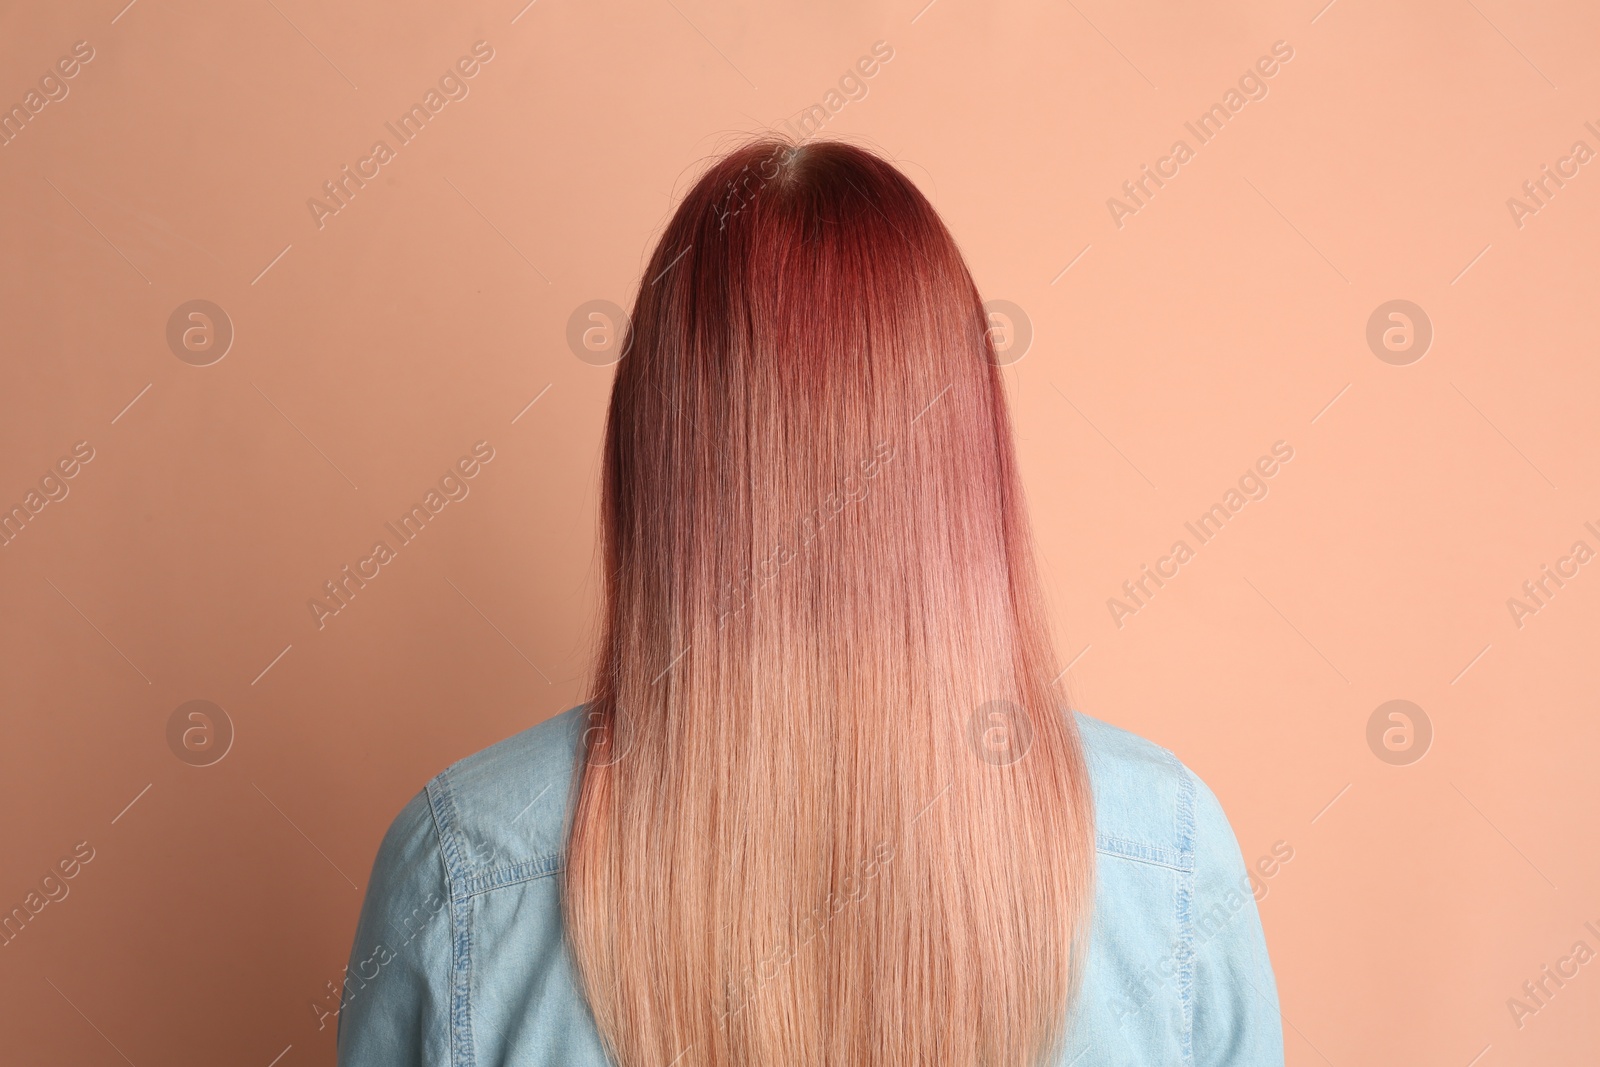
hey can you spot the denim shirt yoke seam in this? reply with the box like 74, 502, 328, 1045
1169, 754, 1197, 1067
459, 853, 565, 897
426, 769, 477, 1067
1094, 833, 1193, 872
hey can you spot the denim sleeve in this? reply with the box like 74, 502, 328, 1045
336, 788, 455, 1067
1189, 772, 1285, 1067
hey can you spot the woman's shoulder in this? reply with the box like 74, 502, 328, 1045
371, 704, 1251, 897
402, 705, 1243, 886
1065, 711, 1285, 1064
416, 704, 591, 890
343, 705, 1282, 1065
1072, 708, 1231, 873
339, 707, 603, 1064
401, 704, 1241, 882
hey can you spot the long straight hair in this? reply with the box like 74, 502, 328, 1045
563, 138, 1095, 1066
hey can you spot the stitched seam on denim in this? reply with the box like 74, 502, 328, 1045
419, 784, 458, 1067
459, 852, 565, 896
427, 772, 477, 1067
1095, 833, 1193, 872
1172, 758, 1197, 1067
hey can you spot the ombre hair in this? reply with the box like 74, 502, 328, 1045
563, 138, 1096, 1066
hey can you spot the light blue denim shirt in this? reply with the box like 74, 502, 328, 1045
337, 705, 1284, 1066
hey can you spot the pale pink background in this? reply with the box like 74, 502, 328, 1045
1, 0, 1596, 1063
